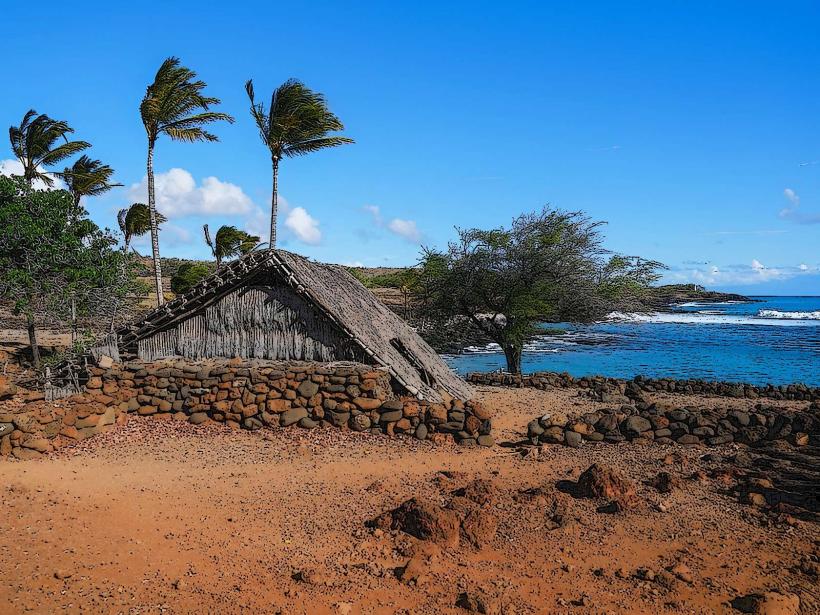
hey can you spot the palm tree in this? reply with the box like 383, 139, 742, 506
60, 155, 122, 208
203, 224, 261, 269
117, 203, 166, 254
8, 109, 90, 187
141, 57, 234, 306
245, 79, 353, 248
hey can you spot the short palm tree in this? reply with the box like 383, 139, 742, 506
245, 79, 353, 247
60, 155, 122, 207
141, 57, 234, 306
203, 224, 261, 269
8, 109, 90, 187
117, 203, 166, 253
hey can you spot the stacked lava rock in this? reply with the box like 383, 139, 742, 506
0, 374, 125, 460
94, 359, 493, 446
468, 371, 820, 402
527, 400, 817, 449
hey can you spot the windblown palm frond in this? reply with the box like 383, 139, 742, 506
60, 155, 123, 205
204, 224, 261, 268
8, 109, 90, 186
117, 203, 165, 250
141, 57, 234, 145
245, 78, 353, 247
245, 79, 353, 159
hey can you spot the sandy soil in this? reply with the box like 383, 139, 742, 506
1, 386, 817, 615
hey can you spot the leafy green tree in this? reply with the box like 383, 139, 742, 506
245, 79, 353, 247
0, 176, 133, 369
60, 155, 122, 207
418, 208, 664, 374
141, 57, 234, 306
170, 263, 212, 295
117, 203, 166, 253
8, 109, 90, 187
203, 224, 261, 269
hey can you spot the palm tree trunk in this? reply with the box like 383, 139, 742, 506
147, 143, 164, 306
270, 157, 279, 249
27, 316, 41, 370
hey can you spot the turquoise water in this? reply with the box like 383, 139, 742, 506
444, 296, 820, 386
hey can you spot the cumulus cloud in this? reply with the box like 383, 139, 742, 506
779, 187, 820, 224
666, 259, 818, 286
127, 168, 254, 218
0, 158, 65, 190
284, 207, 321, 245
361, 205, 422, 243
387, 218, 421, 242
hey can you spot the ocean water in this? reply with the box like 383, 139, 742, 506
443, 296, 820, 386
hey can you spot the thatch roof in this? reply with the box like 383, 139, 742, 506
117, 249, 474, 403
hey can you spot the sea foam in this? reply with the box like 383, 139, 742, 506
757, 309, 820, 320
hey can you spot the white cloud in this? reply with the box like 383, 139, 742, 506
387, 218, 421, 242
0, 158, 65, 190
284, 207, 321, 245
779, 187, 820, 224
127, 168, 253, 218
667, 260, 817, 286
360, 204, 422, 243
363, 204, 382, 225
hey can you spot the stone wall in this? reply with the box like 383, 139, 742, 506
0, 386, 125, 460
1, 360, 493, 459
526, 399, 818, 449
467, 372, 820, 403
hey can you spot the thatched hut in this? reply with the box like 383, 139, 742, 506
112, 250, 473, 403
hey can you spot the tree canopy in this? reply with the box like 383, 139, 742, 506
418, 208, 664, 373
170, 262, 212, 295
0, 175, 134, 368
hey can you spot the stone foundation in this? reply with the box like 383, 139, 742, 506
467, 372, 820, 402
1, 360, 493, 459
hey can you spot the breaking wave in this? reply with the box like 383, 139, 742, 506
606, 311, 819, 327
757, 309, 820, 321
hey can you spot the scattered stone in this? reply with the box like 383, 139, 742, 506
369, 498, 460, 548
648, 471, 680, 494
668, 562, 693, 584
294, 568, 331, 586
730, 591, 800, 614
576, 464, 636, 501
455, 591, 496, 613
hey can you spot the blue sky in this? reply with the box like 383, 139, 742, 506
2, 1, 818, 294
